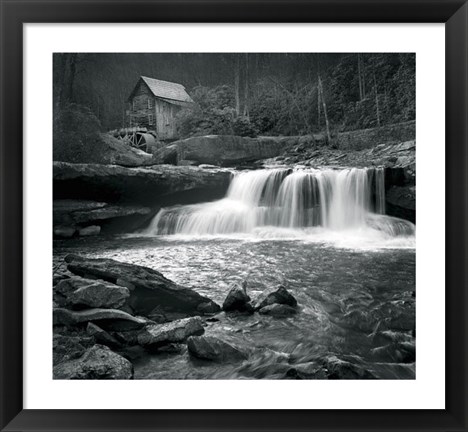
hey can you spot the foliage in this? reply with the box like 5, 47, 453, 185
232, 116, 259, 137
327, 53, 415, 131
53, 103, 104, 162
177, 85, 258, 137
53, 53, 416, 141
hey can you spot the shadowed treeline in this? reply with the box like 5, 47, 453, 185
54, 53, 415, 137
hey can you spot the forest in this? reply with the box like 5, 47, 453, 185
54, 53, 415, 140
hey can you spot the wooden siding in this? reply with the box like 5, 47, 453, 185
128, 80, 181, 140
154, 99, 181, 140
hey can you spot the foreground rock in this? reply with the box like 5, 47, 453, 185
286, 362, 329, 380
255, 285, 297, 310
258, 304, 297, 317
54, 277, 130, 309
65, 255, 220, 316
138, 317, 204, 350
324, 356, 376, 380
54, 344, 134, 379
86, 322, 122, 349
53, 162, 232, 205
287, 356, 376, 380
53, 307, 147, 331
222, 282, 252, 313
53, 334, 95, 365
187, 335, 247, 363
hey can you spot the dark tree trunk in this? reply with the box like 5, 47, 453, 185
234, 55, 241, 117
243, 54, 250, 119
66, 54, 78, 103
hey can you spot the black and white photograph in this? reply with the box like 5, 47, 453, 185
52, 52, 416, 380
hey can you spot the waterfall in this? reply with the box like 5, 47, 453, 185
146, 167, 414, 238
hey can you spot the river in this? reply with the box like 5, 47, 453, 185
54, 167, 416, 379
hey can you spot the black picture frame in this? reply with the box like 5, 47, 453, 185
1, 1, 467, 431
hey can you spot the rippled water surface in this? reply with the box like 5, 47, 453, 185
54, 233, 415, 380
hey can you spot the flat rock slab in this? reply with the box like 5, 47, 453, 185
53, 162, 232, 204
65, 255, 220, 316
187, 335, 247, 363
138, 317, 204, 350
54, 344, 134, 379
53, 307, 147, 331
55, 276, 130, 309
53, 199, 153, 226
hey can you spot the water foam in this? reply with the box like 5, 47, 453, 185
145, 167, 415, 248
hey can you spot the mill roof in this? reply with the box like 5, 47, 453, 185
129, 76, 194, 104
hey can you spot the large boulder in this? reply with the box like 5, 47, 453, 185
54, 277, 130, 309
55, 132, 155, 167
53, 162, 232, 205
187, 335, 247, 363
222, 282, 252, 312
53, 307, 147, 331
172, 135, 289, 167
53, 344, 134, 379
151, 144, 179, 165
137, 317, 204, 350
254, 285, 297, 310
65, 255, 220, 317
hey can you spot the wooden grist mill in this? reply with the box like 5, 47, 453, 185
108, 127, 157, 152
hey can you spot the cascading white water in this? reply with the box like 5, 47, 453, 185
146, 167, 415, 238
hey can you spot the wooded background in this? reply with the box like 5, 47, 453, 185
54, 53, 415, 138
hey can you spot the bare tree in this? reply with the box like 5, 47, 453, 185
318, 74, 331, 143
243, 53, 250, 119
268, 77, 312, 134
234, 55, 241, 117
373, 71, 381, 126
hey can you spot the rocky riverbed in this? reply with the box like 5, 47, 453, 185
53, 254, 310, 379
53, 235, 415, 380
